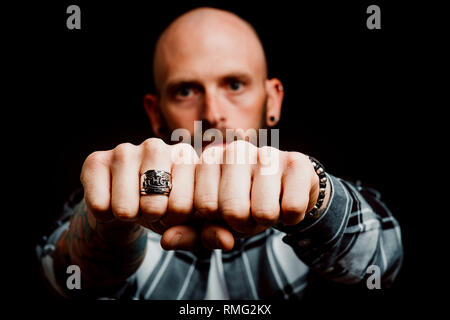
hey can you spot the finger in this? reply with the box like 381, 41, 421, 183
110, 143, 141, 221
194, 145, 223, 220
219, 141, 257, 233
162, 144, 198, 226
201, 223, 235, 251
139, 138, 171, 223
280, 152, 312, 225
160, 225, 199, 251
81, 151, 114, 222
251, 147, 282, 227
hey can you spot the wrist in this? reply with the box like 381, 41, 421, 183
314, 176, 331, 218
305, 156, 329, 220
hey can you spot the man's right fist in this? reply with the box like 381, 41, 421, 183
81, 138, 202, 250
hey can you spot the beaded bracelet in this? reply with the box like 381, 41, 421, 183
306, 156, 327, 219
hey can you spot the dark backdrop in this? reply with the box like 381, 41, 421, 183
11, 0, 438, 312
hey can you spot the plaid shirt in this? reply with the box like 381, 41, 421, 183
36, 173, 403, 299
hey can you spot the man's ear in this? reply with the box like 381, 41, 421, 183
265, 78, 284, 127
143, 93, 165, 138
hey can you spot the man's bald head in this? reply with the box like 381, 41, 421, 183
152, 7, 268, 93
144, 7, 283, 141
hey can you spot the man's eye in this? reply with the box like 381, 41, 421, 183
176, 87, 194, 98
229, 81, 243, 91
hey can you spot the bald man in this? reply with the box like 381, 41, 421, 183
37, 7, 403, 299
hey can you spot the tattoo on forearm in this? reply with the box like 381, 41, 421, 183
54, 201, 147, 293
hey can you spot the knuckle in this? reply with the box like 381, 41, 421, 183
81, 150, 112, 184
174, 142, 195, 154
169, 196, 194, 214
259, 145, 277, 151
225, 140, 257, 164
284, 152, 308, 169
171, 143, 198, 164
228, 139, 248, 148
195, 194, 218, 214
220, 198, 249, 220
224, 141, 238, 158
82, 151, 109, 173
281, 199, 308, 215
257, 146, 279, 166
112, 204, 137, 220
252, 207, 279, 224
258, 145, 277, 154
113, 143, 138, 162
141, 137, 167, 154
85, 151, 109, 166
140, 197, 167, 217
86, 196, 109, 214
226, 139, 252, 153
200, 146, 223, 165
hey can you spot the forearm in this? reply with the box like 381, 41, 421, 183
53, 200, 148, 295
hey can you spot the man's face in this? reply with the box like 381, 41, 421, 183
148, 9, 280, 145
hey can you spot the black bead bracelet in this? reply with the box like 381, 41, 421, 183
306, 156, 327, 219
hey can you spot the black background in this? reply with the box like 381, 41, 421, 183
8, 0, 443, 315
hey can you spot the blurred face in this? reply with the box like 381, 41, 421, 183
145, 8, 283, 146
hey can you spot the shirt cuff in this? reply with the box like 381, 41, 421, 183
274, 174, 352, 250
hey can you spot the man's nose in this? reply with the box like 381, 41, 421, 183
201, 89, 224, 127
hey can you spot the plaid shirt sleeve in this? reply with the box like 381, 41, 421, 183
277, 173, 403, 286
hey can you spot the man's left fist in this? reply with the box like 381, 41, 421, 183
190, 140, 329, 250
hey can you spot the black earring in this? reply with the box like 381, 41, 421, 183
269, 116, 276, 123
